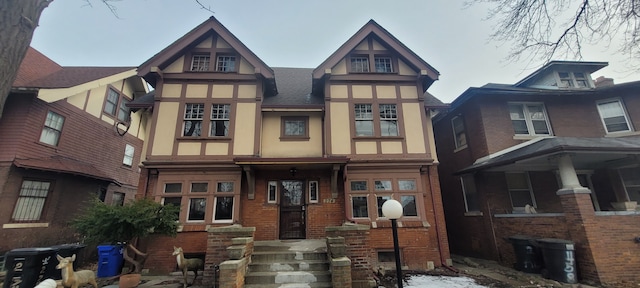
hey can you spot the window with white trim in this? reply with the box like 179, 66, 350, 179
183, 103, 204, 137
619, 167, 640, 203
309, 181, 319, 203
379, 104, 398, 136
451, 115, 467, 149
123, 144, 134, 167
191, 55, 210, 71
267, 181, 278, 203
376, 195, 391, 218
214, 181, 235, 222
508, 103, 551, 136
461, 174, 479, 212
355, 104, 374, 136
162, 197, 182, 219
505, 172, 536, 211
596, 99, 632, 133
12, 180, 51, 222
188, 198, 206, 221
557, 71, 592, 88
374, 57, 393, 73
352, 196, 369, 218
210, 104, 230, 137
40, 111, 65, 146
216, 55, 236, 72
351, 56, 369, 72
349, 178, 420, 220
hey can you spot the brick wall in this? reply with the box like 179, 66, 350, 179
141, 231, 208, 274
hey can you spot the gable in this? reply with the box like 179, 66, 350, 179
138, 16, 274, 88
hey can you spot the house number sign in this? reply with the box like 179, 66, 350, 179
564, 244, 576, 283
323, 198, 335, 204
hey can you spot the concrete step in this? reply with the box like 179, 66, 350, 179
244, 271, 332, 285
253, 239, 327, 253
244, 282, 333, 288
248, 260, 329, 272
251, 251, 327, 262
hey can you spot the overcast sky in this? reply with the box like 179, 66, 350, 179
31, 0, 640, 103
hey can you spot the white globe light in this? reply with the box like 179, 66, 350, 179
381, 199, 403, 219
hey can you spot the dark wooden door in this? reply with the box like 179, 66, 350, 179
279, 180, 306, 239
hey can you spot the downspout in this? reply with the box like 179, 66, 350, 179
427, 165, 456, 271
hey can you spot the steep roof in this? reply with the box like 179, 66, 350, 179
262, 68, 323, 107
13, 47, 62, 87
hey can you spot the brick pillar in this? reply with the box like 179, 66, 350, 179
326, 224, 375, 288
203, 225, 255, 285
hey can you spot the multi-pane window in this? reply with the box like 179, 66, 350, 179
451, 115, 467, 149
376, 195, 391, 218
619, 167, 640, 202
309, 181, 319, 203
216, 55, 236, 72
379, 104, 398, 136
104, 88, 130, 121
183, 103, 204, 137
355, 104, 374, 136
349, 179, 421, 219
214, 181, 234, 222
558, 72, 574, 88
188, 198, 206, 221
283, 117, 307, 137
352, 196, 369, 218
374, 180, 392, 191
12, 180, 51, 222
374, 57, 393, 73
210, 104, 230, 137
509, 103, 551, 136
558, 72, 591, 88
461, 175, 479, 212
398, 180, 416, 191
123, 144, 134, 167
40, 111, 65, 146
596, 99, 632, 133
351, 56, 369, 72
267, 181, 278, 203
104, 88, 119, 115
506, 172, 536, 210
161, 177, 238, 224
574, 72, 588, 87
118, 98, 130, 122
191, 55, 210, 71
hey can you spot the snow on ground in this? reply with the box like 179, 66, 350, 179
404, 275, 489, 288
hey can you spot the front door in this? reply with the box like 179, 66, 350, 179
279, 180, 306, 239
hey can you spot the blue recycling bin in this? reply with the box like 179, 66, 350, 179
97, 245, 123, 278
3, 247, 56, 288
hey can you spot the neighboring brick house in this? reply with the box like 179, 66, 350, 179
134, 16, 450, 276
0, 47, 149, 251
433, 61, 640, 286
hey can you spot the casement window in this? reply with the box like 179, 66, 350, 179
104, 87, 130, 122
183, 103, 204, 137
349, 179, 420, 219
214, 181, 235, 222
351, 56, 369, 72
558, 72, 591, 88
596, 99, 632, 133
210, 104, 230, 137
216, 55, 236, 72
112, 192, 125, 206
461, 174, 479, 212
619, 167, 640, 203
39, 111, 65, 146
282, 116, 309, 139
355, 104, 374, 136
374, 57, 393, 73
379, 104, 398, 136
188, 198, 207, 221
505, 172, 536, 210
12, 180, 51, 222
309, 181, 319, 203
267, 181, 278, 203
191, 55, 210, 71
508, 103, 551, 136
123, 144, 134, 167
451, 115, 467, 149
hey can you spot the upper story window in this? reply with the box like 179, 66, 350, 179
123, 144, 134, 167
104, 87, 131, 122
183, 103, 204, 137
508, 103, 551, 136
216, 55, 236, 72
210, 104, 230, 137
355, 104, 399, 137
596, 99, 632, 133
374, 57, 393, 73
39, 111, 65, 146
351, 56, 369, 72
379, 104, 398, 136
12, 180, 52, 222
282, 116, 309, 139
355, 104, 374, 136
451, 115, 467, 149
191, 55, 210, 71
557, 72, 591, 88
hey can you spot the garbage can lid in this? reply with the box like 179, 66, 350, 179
536, 238, 574, 249
508, 235, 536, 240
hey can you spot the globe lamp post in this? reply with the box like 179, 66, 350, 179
382, 199, 403, 288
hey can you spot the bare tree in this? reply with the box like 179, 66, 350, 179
0, 0, 213, 120
469, 0, 640, 64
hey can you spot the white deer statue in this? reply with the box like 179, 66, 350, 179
172, 246, 204, 288
55, 254, 98, 288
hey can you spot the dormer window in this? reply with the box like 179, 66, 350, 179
557, 72, 591, 88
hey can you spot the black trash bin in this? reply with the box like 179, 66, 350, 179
508, 235, 543, 273
44, 244, 88, 280
537, 238, 577, 284
3, 247, 56, 288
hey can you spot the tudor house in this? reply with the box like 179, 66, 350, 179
0, 47, 149, 251
433, 61, 640, 286
134, 16, 450, 277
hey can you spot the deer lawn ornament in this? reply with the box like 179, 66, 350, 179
55, 254, 98, 288
172, 246, 204, 287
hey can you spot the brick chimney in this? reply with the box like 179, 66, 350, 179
594, 76, 614, 87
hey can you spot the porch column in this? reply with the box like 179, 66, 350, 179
556, 154, 590, 194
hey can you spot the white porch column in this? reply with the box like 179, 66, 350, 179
557, 154, 590, 195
